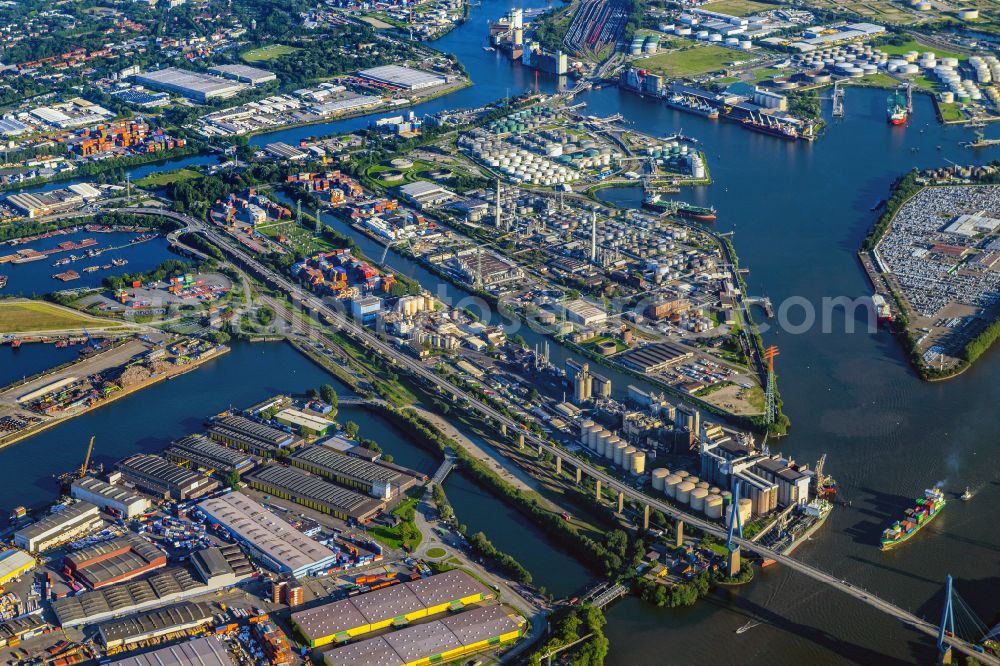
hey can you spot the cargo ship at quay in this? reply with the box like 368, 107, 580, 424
643, 193, 718, 221
880, 487, 945, 550
887, 91, 908, 125
665, 93, 719, 120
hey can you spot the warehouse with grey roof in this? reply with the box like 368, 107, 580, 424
98, 602, 215, 648
116, 454, 219, 500
71, 477, 150, 519
134, 67, 246, 102
108, 635, 230, 666
290, 445, 419, 499
244, 464, 383, 522
165, 434, 256, 474
357, 65, 447, 90
208, 64, 276, 85
196, 492, 339, 576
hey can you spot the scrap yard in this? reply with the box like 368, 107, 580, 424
0, 335, 228, 447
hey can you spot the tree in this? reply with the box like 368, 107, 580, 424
225, 470, 241, 490
256, 305, 275, 326
344, 421, 360, 439
320, 383, 338, 407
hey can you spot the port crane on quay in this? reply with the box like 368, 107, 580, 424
138, 205, 999, 664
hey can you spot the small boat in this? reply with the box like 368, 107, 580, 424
961, 487, 972, 501
0, 275, 7, 289
111, 258, 128, 267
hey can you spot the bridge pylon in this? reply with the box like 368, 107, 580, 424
725, 480, 744, 576
938, 574, 955, 664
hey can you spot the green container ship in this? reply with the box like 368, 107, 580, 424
880, 487, 944, 551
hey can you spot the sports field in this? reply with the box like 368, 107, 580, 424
0, 300, 113, 334
241, 44, 300, 63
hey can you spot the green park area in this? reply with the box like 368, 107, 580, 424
938, 102, 964, 122
0, 300, 120, 334
241, 44, 301, 63
879, 40, 965, 61
135, 169, 201, 188
701, 0, 773, 16
635, 45, 739, 78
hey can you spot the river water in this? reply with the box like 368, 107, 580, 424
4, 1, 1000, 661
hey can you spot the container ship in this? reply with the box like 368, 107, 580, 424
880, 487, 945, 550
665, 93, 719, 119
741, 112, 799, 140
887, 92, 908, 125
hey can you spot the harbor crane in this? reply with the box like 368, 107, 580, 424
57, 436, 97, 489
80, 435, 95, 478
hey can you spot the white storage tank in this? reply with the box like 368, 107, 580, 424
664, 475, 682, 498
595, 429, 611, 456
690, 488, 709, 513
695, 481, 709, 490
612, 441, 628, 466
579, 419, 595, 447
705, 495, 724, 520
686, 476, 700, 486
631, 451, 646, 475
651, 468, 670, 491
676, 470, 690, 480
676, 481, 695, 504
621, 446, 637, 471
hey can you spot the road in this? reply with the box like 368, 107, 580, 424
134, 205, 995, 665
411, 474, 548, 663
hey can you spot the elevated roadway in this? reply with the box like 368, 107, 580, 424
134, 205, 994, 665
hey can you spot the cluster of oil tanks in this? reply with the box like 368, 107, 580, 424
651, 467, 751, 527
578, 419, 646, 475
657, 24, 752, 50
640, 142, 705, 179
590, 215, 690, 267
794, 43, 888, 80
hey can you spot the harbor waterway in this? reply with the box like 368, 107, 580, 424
5, 0, 1000, 660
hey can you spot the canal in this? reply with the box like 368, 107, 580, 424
6, 0, 1000, 659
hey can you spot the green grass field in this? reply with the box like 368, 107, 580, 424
938, 102, 964, 122
241, 44, 300, 63
425, 547, 447, 558
635, 46, 739, 78
701, 0, 773, 16
135, 169, 200, 188
879, 40, 965, 61
0, 300, 109, 334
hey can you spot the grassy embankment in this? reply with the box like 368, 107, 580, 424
0, 300, 128, 334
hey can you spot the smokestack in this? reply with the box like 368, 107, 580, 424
495, 178, 502, 229
590, 212, 597, 263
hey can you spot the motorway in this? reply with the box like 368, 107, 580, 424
132, 205, 995, 665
